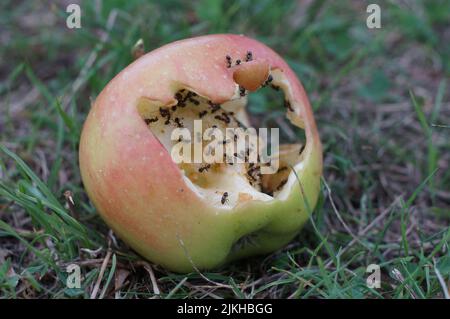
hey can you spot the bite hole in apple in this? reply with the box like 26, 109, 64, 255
136, 68, 307, 209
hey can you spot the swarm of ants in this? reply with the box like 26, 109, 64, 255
141, 50, 295, 203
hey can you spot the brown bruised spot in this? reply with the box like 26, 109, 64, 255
232, 60, 270, 92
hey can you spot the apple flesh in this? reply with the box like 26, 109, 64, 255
79, 34, 322, 272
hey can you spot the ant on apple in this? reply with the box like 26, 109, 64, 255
144, 117, 158, 124
198, 164, 211, 173
221, 192, 229, 204
245, 51, 253, 62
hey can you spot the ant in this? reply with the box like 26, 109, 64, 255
159, 107, 170, 118
239, 86, 246, 97
226, 55, 232, 68
174, 92, 183, 101
221, 192, 229, 204
215, 114, 230, 124
144, 117, 158, 124
198, 164, 211, 173
208, 101, 221, 113
159, 107, 171, 125
262, 74, 273, 87
198, 110, 208, 118
174, 117, 184, 128
284, 100, 294, 112
299, 145, 305, 154
189, 98, 200, 105
245, 51, 253, 62
221, 112, 231, 122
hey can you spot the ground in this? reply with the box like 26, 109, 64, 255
0, 0, 449, 299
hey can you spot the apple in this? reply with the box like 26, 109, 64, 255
79, 34, 322, 272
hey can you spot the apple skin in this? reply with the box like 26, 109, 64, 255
79, 34, 322, 272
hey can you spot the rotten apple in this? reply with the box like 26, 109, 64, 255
79, 34, 322, 272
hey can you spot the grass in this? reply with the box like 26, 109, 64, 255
1, 0, 449, 299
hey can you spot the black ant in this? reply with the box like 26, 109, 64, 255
263, 74, 273, 87
245, 51, 253, 62
174, 92, 183, 101
208, 101, 221, 113
221, 192, 229, 204
299, 145, 305, 154
159, 107, 170, 118
159, 107, 172, 124
174, 117, 184, 128
226, 55, 232, 68
221, 112, 231, 122
211, 104, 221, 113
284, 100, 294, 112
239, 86, 246, 97
144, 117, 158, 124
189, 98, 200, 105
198, 164, 211, 173
198, 110, 208, 118
215, 114, 230, 124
